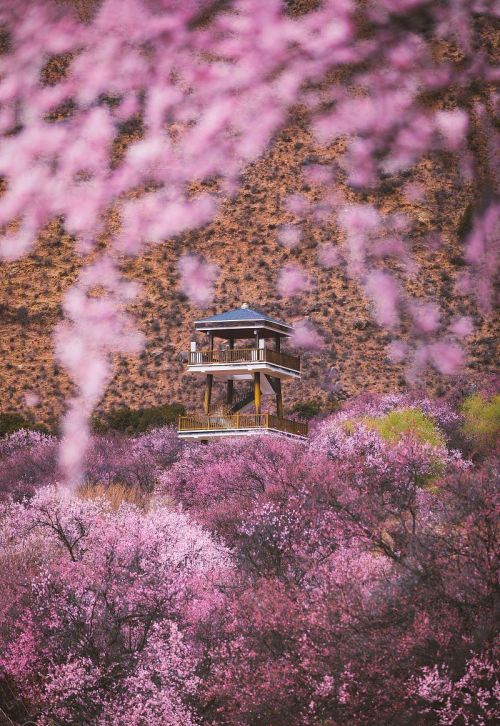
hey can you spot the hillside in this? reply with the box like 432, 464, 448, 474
1, 113, 497, 430
0, 1, 498, 429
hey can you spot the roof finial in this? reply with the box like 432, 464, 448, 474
241, 302, 249, 309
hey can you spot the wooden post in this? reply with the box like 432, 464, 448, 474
275, 334, 281, 352
204, 374, 213, 415
208, 332, 214, 364
254, 372, 261, 415
258, 336, 265, 361
227, 379, 234, 406
275, 377, 283, 418
227, 338, 234, 406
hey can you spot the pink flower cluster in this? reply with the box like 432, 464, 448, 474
54, 257, 143, 487
277, 264, 311, 297
290, 318, 324, 350
0, 425, 183, 501
177, 254, 219, 308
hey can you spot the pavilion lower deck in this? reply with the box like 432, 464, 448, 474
178, 413, 308, 440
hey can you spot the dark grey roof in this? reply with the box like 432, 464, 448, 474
195, 306, 290, 327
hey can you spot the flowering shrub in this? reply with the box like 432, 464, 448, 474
195, 455, 496, 723
339, 392, 461, 429
0, 393, 498, 724
0, 429, 56, 458
157, 394, 497, 724
0, 426, 183, 501
0, 430, 58, 500
84, 427, 183, 491
411, 653, 500, 725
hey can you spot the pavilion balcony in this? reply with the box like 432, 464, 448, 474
178, 413, 308, 440
187, 347, 301, 377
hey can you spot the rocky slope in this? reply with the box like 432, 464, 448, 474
0, 3, 498, 429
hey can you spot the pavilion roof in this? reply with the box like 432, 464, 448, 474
194, 305, 293, 337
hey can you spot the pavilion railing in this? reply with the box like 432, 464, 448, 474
178, 413, 308, 437
188, 348, 300, 372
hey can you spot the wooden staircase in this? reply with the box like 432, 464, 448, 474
231, 385, 255, 413
208, 384, 255, 416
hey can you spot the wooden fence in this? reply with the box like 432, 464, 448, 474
178, 413, 307, 437
188, 348, 300, 372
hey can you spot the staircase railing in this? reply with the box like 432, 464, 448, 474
230, 385, 255, 413
207, 385, 255, 415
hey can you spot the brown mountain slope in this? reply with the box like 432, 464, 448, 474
0, 108, 497, 429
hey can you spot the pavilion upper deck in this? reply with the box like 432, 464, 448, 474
187, 346, 300, 376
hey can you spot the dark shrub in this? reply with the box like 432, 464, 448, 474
0, 413, 49, 437
93, 403, 186, 434
0, 412, 29, 436
291, 400, 321, 420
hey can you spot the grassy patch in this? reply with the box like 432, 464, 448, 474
364, 408, 445, 448
461, 394, 500, 449
78, 482, 150, 511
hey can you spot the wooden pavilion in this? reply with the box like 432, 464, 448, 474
177, 304, 308, 440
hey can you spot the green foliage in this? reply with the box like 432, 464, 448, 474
0, 412, 49, 437
291, 400, 322, 420
341, 419, 357, 435
364, 408, 448, 488
461, 394, 500, 449
0, 412, 29, 437
365, 408, 446, 448
93, 403, 186, 435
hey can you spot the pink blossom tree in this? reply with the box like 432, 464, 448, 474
0, 487, 231, 723
410, 653, 500, 725
157, 394, 498, 724
0, 392, 498, 723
